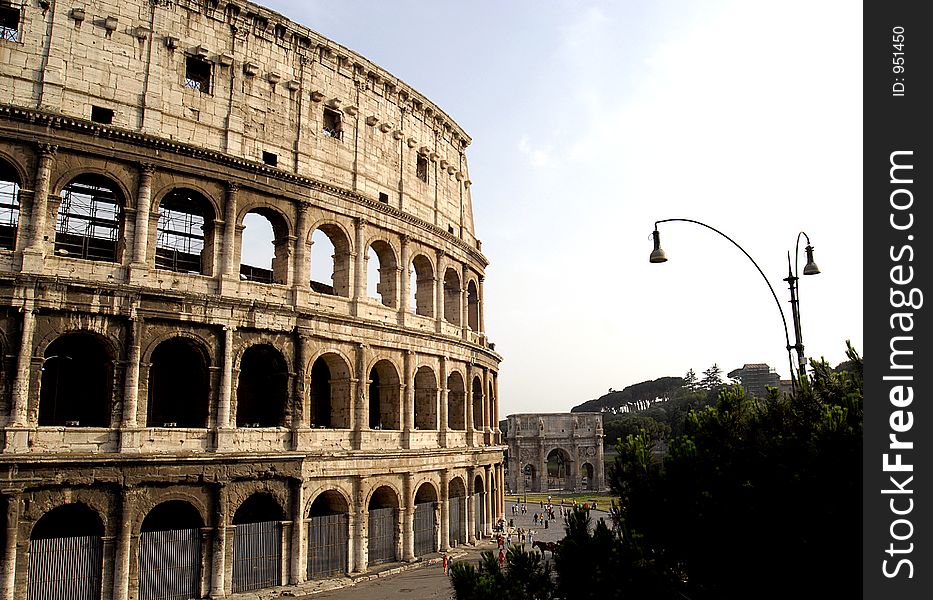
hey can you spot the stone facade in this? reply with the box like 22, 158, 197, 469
505, 414, 605, 495
0, 1, 504, 598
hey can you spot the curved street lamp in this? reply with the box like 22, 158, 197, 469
649, 219, 821, 391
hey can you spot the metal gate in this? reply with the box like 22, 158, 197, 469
307, 513, 348, 579
232, 521, 282, 592
367, 507, 397, 565
448, 496, 465, 547
27, 535, 102, 600
413, 502, 436, 556
138, 528, 201, 600
473, 493, 485, 539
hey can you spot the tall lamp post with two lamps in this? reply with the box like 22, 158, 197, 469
649, 219, 821, 390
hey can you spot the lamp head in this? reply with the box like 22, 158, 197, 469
649, 230, 667, 263
802, 244, 820, 275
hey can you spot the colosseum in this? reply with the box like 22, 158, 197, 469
0, 0, 504, 598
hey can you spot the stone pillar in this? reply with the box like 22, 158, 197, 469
219, 183, 239, 291
294, 334, 311, 431
465, 363, 474, 447
293, 204, 311, 303
461, 263, 469, 339
398, 235, 410, 326
352, 218, 367, 313
484, 465, 493, 536
1, 492, 20, 600
351, 477, 366, 573
119, 317, 143, 451
439, 471, 450, 551
21, 144, 56, 272
130, 163, 156, 270
210, 484, 228, 599
112, 488, 136, 600
478, 275, 486, 337
289, 478, 306, 585
215, 326, 235, 449
493, 373, 500, 444
8, 299, 35, 428
434, 249, 444, 333
353, 343, 367, 449
402, 350, 414, 449
402, 473, 415, 561
465, 470, 475, 544
438, 356, 448, 447
482, 368, 491, 440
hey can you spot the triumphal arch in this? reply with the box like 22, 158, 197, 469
506, 413, 605, 494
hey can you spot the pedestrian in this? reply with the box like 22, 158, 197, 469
533, 513, 538, 525
507, 531, 512, 546
545, 519, 549, 530
498, 548, 505, 568
443, 552, 449, 575
529, 529, 535, 546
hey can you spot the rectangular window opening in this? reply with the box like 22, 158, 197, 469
322, 108, 342, 140
262, 151, 278, 167
90, 106, 114, 124
0, 6, 20, 42
416, 155, 428, 182
378, 192, 389, 204
185, 56, 212, 94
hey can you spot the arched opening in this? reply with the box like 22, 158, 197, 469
55, 174, 124, 262
410, 254, 434, 317
232, 493, 285, 593
443, 268, 461, 325
39, 333, 113, 427
236, 344, 288, 428
467, 280, 479, 331
471, 376, 484, 431
147, 337, 210, 428
581, 462, 595, 491
447, 477, 466, 548
366, 240, 398, 307
547, 448, 572, 491
473, 475, 486, 539
367, 486, 399, 565
368, 359, 400, 430
413, 483, 438, 556
155, 188, 216, 275
310, 225, 350, 296
0, 158, 21, 250
139, 501, 205, 600
521, 464, 538, 494
240, 209, 289, 284
310, 354, 351, 429
28, 504, 104, 600
447, 372, 465, 431
413, 366, 437, 430
307, 491, 349, 579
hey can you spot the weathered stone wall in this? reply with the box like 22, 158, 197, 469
0, 1, 503, 598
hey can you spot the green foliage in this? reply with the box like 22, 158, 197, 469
610, 343, 863, 600
450, 546, 554, 600
572, 376, 685, 413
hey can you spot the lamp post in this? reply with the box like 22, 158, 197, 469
649, 219, 820, 391
785, 232, 821, 377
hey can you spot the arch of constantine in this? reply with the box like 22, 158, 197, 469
505, 413, 605, 494
0, 1, 504, 598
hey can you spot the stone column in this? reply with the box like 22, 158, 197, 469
294, 334, 311, 432
8, 299, 35, 428
215, 326, 235, 449
398, 235, 410, 326
484, 465, 493, 536
434, 249, 444, 333
402, 473, 415, 561
293, 204, 311, 304
352, 218, 367, 313
465, 363, 474, 447
112, 488, 136, 600
493, 373, 500, 444
352, 343, 367, 449
478, 275, 486, 337
130, 163, 156, 269
289, 478, 306, 585
21, 144, 56, 272
210, 484, 228, 599
351, 477, 366, 573
219, 183, 239, 291
465, 470, 475, 544
438, 356, 448, 447
439, 471, 450, 551
119, 317, 143, 452
1, 492, 20, 600
402, 350, 414, 449
461, 263, 470, 339
482, 368, 491, 439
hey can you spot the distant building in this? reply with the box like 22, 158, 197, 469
505, 413, 605, 494
728, 363, 782, 399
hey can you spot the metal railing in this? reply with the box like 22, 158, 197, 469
138, 528, 202, 600
232, 521, 282, 592
367, 507, 397, 565
413, 502, 437, 556
307, 514, 348, 579
27, 536, 102, 600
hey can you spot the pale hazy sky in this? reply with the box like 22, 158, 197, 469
254, 0, 864, 415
